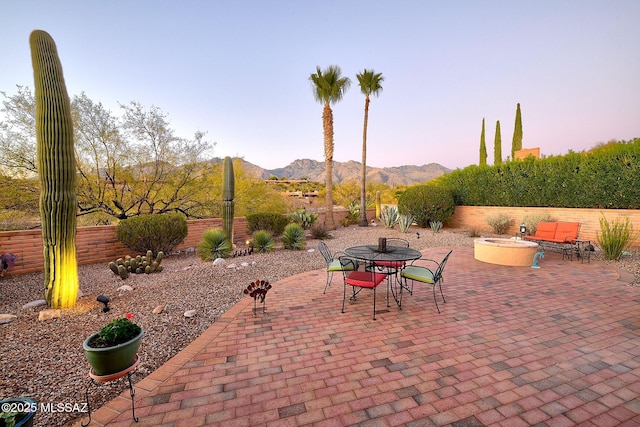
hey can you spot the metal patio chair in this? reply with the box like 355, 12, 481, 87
399, 250, 452, 313
339, 256, 388, 320
318, 241, 358, 294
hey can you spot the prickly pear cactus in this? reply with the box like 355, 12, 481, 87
30, 30, 78, 308
222, 156, 235, 242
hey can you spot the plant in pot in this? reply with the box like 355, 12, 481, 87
0, 397, 36, 427
83, 313, 143, 376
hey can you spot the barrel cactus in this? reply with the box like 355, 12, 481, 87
30, 30, 79, 308
222, 156, 235, 242
108, 251, 164, 279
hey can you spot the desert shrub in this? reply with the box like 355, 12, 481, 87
398, 214, 414, 233
116, 213, 187, 256
597, 215, 639, 260
468, 228, 481, 237
486, 213, 513, 235
430, 221, 443, 233
380, 206, 399, 228
197, 228, 232, 260
397, 183, 455, 228
250, 230, 275, 253
521, 213, 554, 235
310, 225, 329, 240
281, 223, 306, 250
246, 212, 288, 236
288, 208, 318, 229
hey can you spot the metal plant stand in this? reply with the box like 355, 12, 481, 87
82, 355, 140, 426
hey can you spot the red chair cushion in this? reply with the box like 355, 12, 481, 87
375, 260, 405, 268
345, 271, 387, 288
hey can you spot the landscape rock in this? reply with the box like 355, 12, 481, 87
38, 309, 61, 321
184, 309, 197, 318
213, 258, 225, 266
241, 262, 249, 267
152, 305, 164, 314
22, 299, 47, 310
0, 313, 17, 324
227, 263, 237, 269
118, 285, 134, 292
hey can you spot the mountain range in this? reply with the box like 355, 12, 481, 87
227, 158, 452, 186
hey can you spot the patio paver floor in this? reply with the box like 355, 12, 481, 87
76, 247, 640, 426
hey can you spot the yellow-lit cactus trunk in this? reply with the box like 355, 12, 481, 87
222, 156, 235, 243
30, 30, 79, 308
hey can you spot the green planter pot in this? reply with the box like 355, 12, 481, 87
0, 397, 36, 427
83, 329, 143, 376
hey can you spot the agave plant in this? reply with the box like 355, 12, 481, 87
281, 223, 306, 250
197, 228, 232, 260
430, 221, 443, 233
398, 214, 415, 233
251, 230, 275, 253
379, 206, 399, 228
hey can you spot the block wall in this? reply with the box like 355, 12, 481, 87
0, 209, 369, 276
449, 206, 640, 247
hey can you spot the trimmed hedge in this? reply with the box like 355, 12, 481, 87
437, 139, 640, 208
397, 183, 455, 227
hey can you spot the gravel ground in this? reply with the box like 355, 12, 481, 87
0, 225, 637, 427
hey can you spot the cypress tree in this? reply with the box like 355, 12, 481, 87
511, 103, 523, 159
494, 120, 502, 165
479, 118, 487, 166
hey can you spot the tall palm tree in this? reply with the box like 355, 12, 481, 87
356, 69, 384, 226
309, 65, 351, 230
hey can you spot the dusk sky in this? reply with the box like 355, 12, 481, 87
1, 1, 638, 171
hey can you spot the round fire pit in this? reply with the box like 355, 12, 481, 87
474, 238, 539, 266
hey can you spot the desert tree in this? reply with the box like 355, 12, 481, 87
511, 103, 523, 159
356, 69, 384, 226
494, 120, 502, 165
479, 118, 487, 166
309, 65, 351, 229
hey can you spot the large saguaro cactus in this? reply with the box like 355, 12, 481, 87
222, 156, 235, 243
30, 30, 79, 308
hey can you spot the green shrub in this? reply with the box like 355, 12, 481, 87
116, 213, 187, 256
288, 208, 318, 229
597, 215, 639, 260
397, 183, 455, 228
521, 213, 554, 235
246, 212, 288, 236
281, 223, 306, 250
251, 230, 275, 253
380, 206, 399, 228
197, 228, 232, 260
486, 213, 513, 235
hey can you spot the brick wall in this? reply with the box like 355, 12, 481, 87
0, 209, 367, 276
449, 206, 640, 247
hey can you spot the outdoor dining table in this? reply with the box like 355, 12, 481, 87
343, 244, 422, 308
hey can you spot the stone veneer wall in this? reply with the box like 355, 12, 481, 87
0, 209, 368, 276
449, 206, 640, 248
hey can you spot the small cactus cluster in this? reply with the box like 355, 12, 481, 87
109, 250, 164, 279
